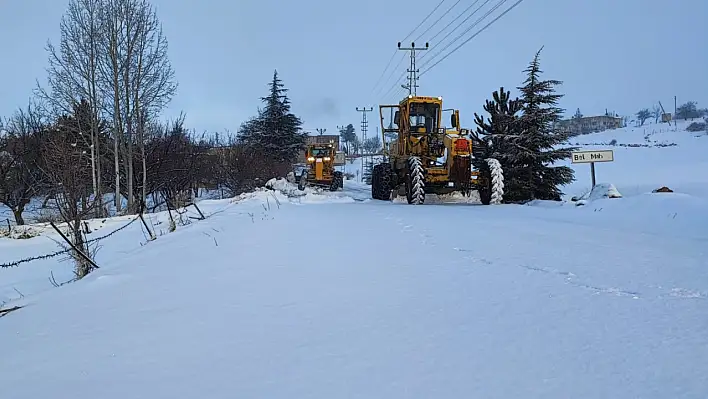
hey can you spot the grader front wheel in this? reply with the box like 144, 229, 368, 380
330, 171, 343, 191
298, 171, 308, 191
405, 156, 425, 205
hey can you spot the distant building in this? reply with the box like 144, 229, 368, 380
554, 115, 623, 135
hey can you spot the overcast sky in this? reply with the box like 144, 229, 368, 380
1, 0, 706, 136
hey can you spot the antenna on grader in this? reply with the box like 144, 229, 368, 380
397, 41, 428, 96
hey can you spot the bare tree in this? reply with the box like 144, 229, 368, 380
0, 103, 48, 225
37, 0, 106, 217
38, 0, 177, 216
99, 0, 176, 213
42, 103, 100, 278
129, 0, 177, 210
652, 104, 661, 124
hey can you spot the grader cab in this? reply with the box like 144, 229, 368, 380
371, 95, 503, 204
297, 143, 344, 191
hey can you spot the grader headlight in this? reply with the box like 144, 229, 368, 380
307, 156, 315, 162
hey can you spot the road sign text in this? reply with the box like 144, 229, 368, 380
571, 150, 614, 164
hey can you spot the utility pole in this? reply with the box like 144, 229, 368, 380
356, 107, 373, 183
337, 124, 347, 174
398, 41, 428, 96
316, 128, 326, 136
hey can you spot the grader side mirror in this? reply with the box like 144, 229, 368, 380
451, 113, 458, 128
394, 110, 400, 126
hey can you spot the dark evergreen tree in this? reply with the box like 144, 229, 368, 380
239, 70, 306, 163
513, 48, 578, 201
471, 87, 524, 202
363, 159, 374, 185
573, 108, 583, 119
339, 124, 356, 154
676, 101, 699, 120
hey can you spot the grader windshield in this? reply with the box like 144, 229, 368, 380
408, 101, 440, 134
308, 146, 331, 158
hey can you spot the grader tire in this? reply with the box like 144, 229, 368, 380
405, 156, 425, 205
298, 171, 307, 191
479, 183, 492, 205
335, 172, 344, 190
372, 163, 393, 200
478, 158, 504, 205
330, 171, 343, 191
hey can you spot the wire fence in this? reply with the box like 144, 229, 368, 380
0, 215, 139, 269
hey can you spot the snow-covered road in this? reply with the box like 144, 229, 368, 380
2, 192, 706, 398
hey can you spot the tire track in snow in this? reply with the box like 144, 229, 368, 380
518, 264, 641, 299
370, 204, 705, 302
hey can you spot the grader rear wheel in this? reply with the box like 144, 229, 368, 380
478, 158, 504, 205
371, 163, 394, 200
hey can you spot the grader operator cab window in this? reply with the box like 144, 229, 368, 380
409, 102, 439, 134
309, 148, 329, 157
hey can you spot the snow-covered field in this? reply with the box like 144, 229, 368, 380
1, 120, 707, 398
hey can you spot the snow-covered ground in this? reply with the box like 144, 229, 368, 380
1, 120, 707, 398
561, 120, 708, 199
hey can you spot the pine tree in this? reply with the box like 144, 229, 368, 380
513, 48, 578, 201
339, 124, 356, 155
363, 159, 374, 184
239, 70, 306, 163
471, 87, 524, 201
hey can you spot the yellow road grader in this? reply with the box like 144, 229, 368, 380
297, 141, 344, 191
371, 95, 503, 204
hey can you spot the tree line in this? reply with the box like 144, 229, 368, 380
636, 101, 706, 126
0, 0, 306, 277
337, 123, 382, 156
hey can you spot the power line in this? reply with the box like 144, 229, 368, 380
390, 87, 407, 103
413, 0, 463, 44
400, 0, 447, 43
418, 0, 493, 65
382, 70, 409, 101
426, 0, 485, 45
370, 51, 398, 95
371, 0, 446, 97
375, 53, 407, 97
420, 0, 506, 69
382, 74, 407, 102
419, 0, 526, 77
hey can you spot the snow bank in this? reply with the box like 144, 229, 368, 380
573, 182, 622, 206
528, 188, 708, 240
265, 177, 356, 204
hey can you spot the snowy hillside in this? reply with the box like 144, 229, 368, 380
1, 120, 708, 398
560, 119, 708, 198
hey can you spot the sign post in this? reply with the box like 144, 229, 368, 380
571, 150, 614, 188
